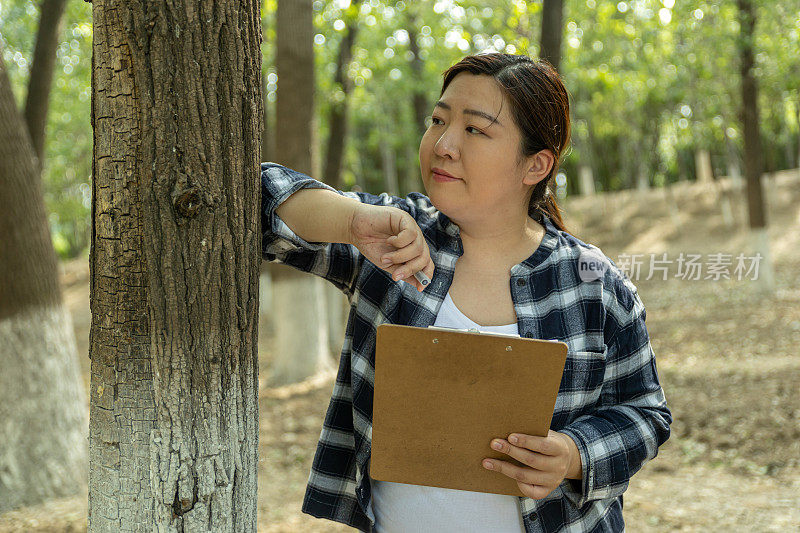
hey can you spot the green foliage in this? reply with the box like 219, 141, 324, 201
2, 0, 799, 257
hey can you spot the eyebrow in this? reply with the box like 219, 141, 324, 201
434, 100, 503, 127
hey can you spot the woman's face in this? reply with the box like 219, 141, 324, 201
418, 72, 545, 226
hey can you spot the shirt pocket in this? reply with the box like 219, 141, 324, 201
555, 349, 607, 413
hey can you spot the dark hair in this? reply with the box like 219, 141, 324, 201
439, 53, 573, 235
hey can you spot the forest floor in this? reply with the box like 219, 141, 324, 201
1, 171, 799, 532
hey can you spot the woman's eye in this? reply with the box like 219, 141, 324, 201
430, 117, 483, 135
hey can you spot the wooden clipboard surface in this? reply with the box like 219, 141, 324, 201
371, 323, 568, 497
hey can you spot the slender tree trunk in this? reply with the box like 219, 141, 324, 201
635, 137, 650, 192
23, 0, 68, 168
354, 150, 366, 190
268, 0, 332, 386
0, 51, 87, 514
325, 282, 349, 365
695, 148, 714, 183
88, 1, 262, 530
618, 137, 633, 190
572, 115, 595, 196
737, 0, 774, 294
406, 21, 426, 195
259, 21, 274, 340
783, 117, 795, 169
539, 0, 564, 70
738, 0, 766, 230
738, 0, 766, 229
578, 165, 595, 195
323, 0, 361, 191
404, 143, 419, 196
276, 0, 314, 175
380, 120, 399, 196
795, 100, 800, 176
662, 178, 681, 229
320, 0, 361, 361
406, 6, 429, 140
720, 119, 742, 226
261, 72, 271, 164
722, 120, 743, 189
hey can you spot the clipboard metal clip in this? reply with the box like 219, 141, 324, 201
426, 325, 521, 338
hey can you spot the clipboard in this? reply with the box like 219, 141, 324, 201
370, 323, 568, 497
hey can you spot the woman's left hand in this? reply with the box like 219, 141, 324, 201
482, 430, 581, 500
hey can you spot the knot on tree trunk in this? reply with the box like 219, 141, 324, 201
173, 186, 203, 219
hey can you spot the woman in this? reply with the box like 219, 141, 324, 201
261, 53, 671, 532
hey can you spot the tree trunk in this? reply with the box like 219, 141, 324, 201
261, 72, 271, 164
662, 179, 681, 230
321, 0, 357, 352
354, 150, 366, 190
88, 1, 262, 530
738, 0, 766, 229
570, 114, 595, 196
323, 0, 361, 191
617, 137, 632, 190
578, 164, 595, 196
695, 148, 714, 183
722, 120, 743, 190
325, 283, 348, 366
268, 0, 330, 386
404, 143, 420, 196
380, 121, 399, 196
694, 148, 714, 183
267, 272, 335, 385
539, 0, 564, 71
737, 0, 774, 294
738, 0, 766, 230
635, 143, 650, 192
719, 120, 741, 227
276, 0, 314, 175
23, 0, 68, 168
0, 51, 87, 514
795, 99, 800, 177
406, 7, 429, 139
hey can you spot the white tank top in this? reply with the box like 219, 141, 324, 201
368, 291, 526, 533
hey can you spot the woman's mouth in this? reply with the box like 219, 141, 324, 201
431, 169, 461, 182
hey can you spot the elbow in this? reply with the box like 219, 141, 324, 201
654, 402, 673, 449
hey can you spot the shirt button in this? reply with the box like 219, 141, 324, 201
524, 332, 534, 338
530, 512, 538, 520
516, 278, 526, 286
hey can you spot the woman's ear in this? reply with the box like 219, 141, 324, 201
522, 149, 555, 187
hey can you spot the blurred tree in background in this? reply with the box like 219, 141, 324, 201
1, 0, 92, 257
1, 0, 799, 259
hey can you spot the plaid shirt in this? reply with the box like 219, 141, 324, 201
260, 162, 672, 533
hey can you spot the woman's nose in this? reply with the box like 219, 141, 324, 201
433, 131, 459, 159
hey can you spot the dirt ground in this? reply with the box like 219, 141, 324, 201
1, 172, 799, 532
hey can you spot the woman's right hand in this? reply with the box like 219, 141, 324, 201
348, 203, 435, 292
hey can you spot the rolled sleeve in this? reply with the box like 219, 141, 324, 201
261, 162, 434, 298
559, 279, 672, 508
261, 162, 343, 250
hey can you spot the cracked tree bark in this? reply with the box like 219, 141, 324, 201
88, 1, 262, 531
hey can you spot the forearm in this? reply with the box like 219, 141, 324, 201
275, 187, 359, 245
